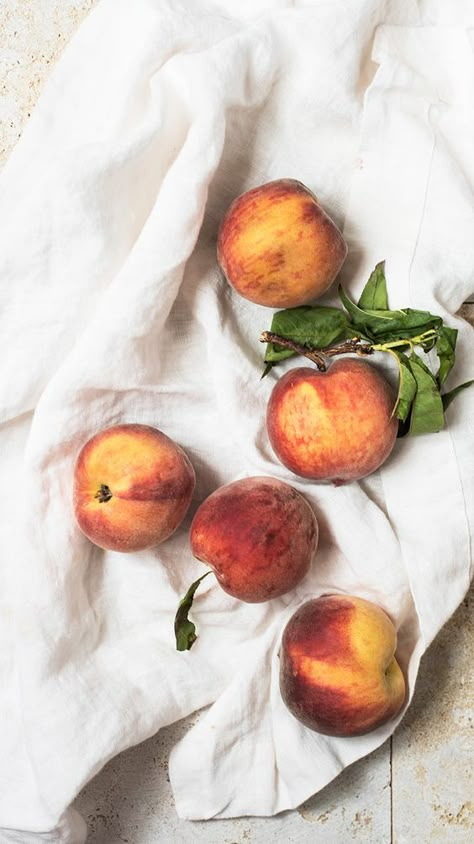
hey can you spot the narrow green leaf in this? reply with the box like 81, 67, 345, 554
264, 347, 295, 364
442, 379, 474, 411
174, 571, 212, 651
339, 285, 377, 339
339, 286, 442, 341
393, 352, 417, 422
261, 361, 274, 379
358, 261, 388, 310
363, 309, 442, 339
436, 326, 458, 386
370, 310, 442, 339
408, 354, 445, 436
264, 305, 348, 363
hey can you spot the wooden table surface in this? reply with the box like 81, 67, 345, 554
1, 2, 472, 841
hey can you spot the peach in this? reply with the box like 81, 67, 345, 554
190, 476, 318, 602
267, 358, 398, 483
73, 423, 195, 552
217, 178, 347, 308
280, 595, 406, 737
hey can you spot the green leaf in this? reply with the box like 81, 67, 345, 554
264, 347, 294, 365
338, 285, 377, 339
442, 379, 474, 411
358, 261, 388, 310
393, 352, 417, 422
174, 571, 212, 652
397, 413, 412, 438
339, 286, 442, 341
261, 361, 274, 379
408, 354, 445, 436
436, 326, 458, 386
264, 306, 348, 363
371, 315, 442, 342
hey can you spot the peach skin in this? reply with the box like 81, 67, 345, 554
190, 476, 318, 602
280, 595, 406, 737
267, 358, 398, 483
74, 423, 195, 552
217, 179, 347, 308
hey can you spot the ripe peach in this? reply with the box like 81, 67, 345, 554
74, 423, 195, 552
267, 358, 398, 483
280, 595, 406, 737
217, 178, 347, 308
190, 476, 318, 602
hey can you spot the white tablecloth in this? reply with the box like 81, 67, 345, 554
0, 1, 473, 840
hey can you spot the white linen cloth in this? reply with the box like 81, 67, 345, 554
1, 0, 473, 840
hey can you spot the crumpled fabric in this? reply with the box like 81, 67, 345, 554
0, 0, 473, 840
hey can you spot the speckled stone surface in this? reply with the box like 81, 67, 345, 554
76, 723, 391, 843
1, 3, 472, 842
392, 589, 474, 843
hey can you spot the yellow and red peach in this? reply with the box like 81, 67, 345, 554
217, 179, 347, 308
73, 423, 195, 552
267, 358, 398, 483
280, 594, 406, 737
190, 476, 318, 602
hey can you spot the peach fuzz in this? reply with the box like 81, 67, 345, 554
190, 476, 318, 602
217, 179, 347, 308
73, 423, 195, 552
279, 595, 406, 737
267, 358, 398, 484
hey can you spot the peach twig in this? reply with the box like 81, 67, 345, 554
260, 332, 373, 370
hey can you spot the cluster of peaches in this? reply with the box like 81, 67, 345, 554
73, 179, 406, 738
